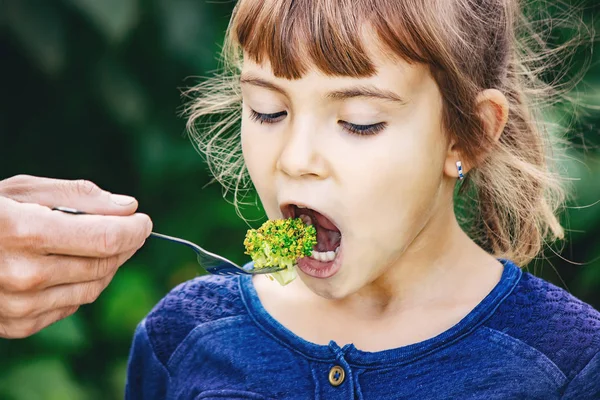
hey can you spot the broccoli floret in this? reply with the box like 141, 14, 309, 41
243, 218, 317, 285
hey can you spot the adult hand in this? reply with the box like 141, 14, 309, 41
0, 175, 152, 338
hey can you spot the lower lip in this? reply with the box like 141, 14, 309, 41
296, 242, 343, 279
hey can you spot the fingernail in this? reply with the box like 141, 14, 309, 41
146, 218, 153, 235
111, 194, 136, 206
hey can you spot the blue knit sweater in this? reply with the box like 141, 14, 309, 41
125, 258, 600, 399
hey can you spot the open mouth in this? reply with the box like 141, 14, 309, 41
282, 204, 342, 262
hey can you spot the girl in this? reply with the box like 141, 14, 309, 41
126, 0, 600, 398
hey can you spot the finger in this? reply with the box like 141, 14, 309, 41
0, 306, 79, 339
0, 271, 116, 320
42, 249, 138, 288
0, 249, 138, 293
34, 305, 80, 335
0, 174, 138, 215
39, 272, 116, 312
7, 202, 152, 257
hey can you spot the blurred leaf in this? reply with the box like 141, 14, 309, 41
572, 240, 600, 298
169, 261, 203, 288
0, 358, 89, 400
94, 58, 149, 127
3, 0, 66, 76
577, 59, 600, 108
136, 125, 173, 183
65, 0, 139, 43
562, 152, 600, 237
156, 0, 219, 71
109, 360, 128, 400
98, 265, 159, 337
31, 313, 88, 353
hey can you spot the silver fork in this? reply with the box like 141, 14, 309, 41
52, 206, 284, 276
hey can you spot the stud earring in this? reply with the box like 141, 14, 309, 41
456, 161, 464, 180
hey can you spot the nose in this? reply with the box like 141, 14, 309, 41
276, 118, 328, 179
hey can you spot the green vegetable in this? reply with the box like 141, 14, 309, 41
243, 218, 317, 285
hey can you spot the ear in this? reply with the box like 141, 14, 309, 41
444, 89, 509, 179
475, 89, 509, 143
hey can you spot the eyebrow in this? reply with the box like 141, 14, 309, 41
239, 74, 407, 104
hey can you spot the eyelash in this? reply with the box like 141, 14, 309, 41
248, 109, 387, 136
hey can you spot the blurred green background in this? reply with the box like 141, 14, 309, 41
0, 0, 599, 399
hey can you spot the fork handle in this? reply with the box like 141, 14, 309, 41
149, 232, 196, 248
52, 206, 255, 276
52, 208, 196, 250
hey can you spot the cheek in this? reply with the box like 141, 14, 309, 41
342, 105, 446, 251
343, 89, 445, 199
242, 119, 271, 180
346, 130, 444, 211
374, 91, 445, 199
241, 120, 281, 215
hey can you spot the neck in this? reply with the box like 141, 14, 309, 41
320, 211, 499, 321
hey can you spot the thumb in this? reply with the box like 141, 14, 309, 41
0, 175, 139, 216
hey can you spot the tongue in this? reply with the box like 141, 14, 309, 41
315, 228, 341, 252
301, 209, 341, 252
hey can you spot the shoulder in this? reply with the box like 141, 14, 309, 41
484, 269, 600, 379
142, 274, 247, 366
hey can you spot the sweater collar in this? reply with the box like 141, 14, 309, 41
239, 258, 522, 367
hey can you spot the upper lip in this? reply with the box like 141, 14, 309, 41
279, 201, 341, 232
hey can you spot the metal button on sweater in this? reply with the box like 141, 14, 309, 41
328, 365, 345, 386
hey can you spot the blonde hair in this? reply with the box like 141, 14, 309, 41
184, 0, 589, 266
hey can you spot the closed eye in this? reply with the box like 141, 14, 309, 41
339, 121, 387, 136
248, 109, 387, 136
249, 109, 287, 124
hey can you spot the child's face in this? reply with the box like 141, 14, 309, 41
240, 44, 457, 299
